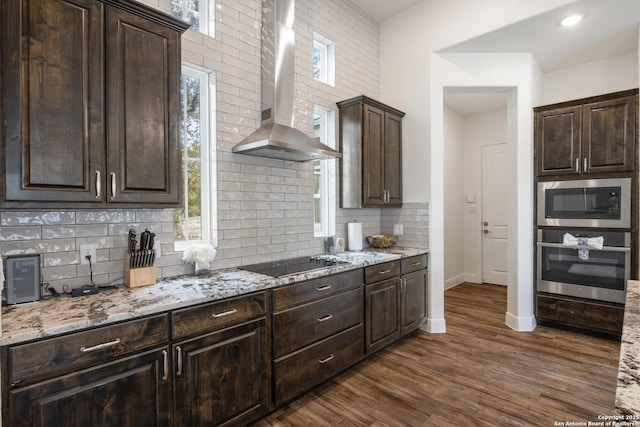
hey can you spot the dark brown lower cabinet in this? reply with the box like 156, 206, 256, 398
172, 319, 269, 427
365, 277, 401, 353
536, 293, 625, 337
8, 348, 171, 426
401, 269, 428, 335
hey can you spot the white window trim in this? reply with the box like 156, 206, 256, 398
313, 32, 335, 87
174, 64, 218, 252
171, 0, 215, 37
313, 105, 336, 237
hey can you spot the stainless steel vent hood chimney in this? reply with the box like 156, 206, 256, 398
232, 0, 342, 162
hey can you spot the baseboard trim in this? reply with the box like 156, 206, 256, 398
505, 311, 536, 332
423, 318, 446, 333
445, 274, 465, 290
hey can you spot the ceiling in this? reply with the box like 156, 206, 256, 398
352, 0, 640, 115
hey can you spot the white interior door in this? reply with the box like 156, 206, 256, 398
481, 144, 508, 285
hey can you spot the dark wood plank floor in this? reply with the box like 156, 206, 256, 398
253, 282, 621, 426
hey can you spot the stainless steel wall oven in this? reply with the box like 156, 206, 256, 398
536, 229, 630, 304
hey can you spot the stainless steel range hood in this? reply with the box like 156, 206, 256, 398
232, 0, 341, 162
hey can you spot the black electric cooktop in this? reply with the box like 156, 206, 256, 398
239, 256, 346, 278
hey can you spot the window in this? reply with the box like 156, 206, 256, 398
312, 32, 335, 86
313, 105, 336, 237
174, 64, 217, 250
171, 0, 215, 37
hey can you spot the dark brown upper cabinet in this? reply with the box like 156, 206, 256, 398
0, 0, 188, 208
535, 90, 637, 178
338, 95, 405, 208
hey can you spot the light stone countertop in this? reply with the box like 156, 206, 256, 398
616, 279, 640, 416
0, 248, 427, 346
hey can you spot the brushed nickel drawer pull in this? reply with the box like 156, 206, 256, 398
411, 262, 421, 266
95, 170, 102, 199
162, 350, 168, 381
80, 338, 121, 353
110, 172, 117, 199
317, 314, 333, 322
176, 346, 183, 376
379, 269, 391, 274
316, 285, 332, 291
319, 354, 334, 364
212, 308, 238, 318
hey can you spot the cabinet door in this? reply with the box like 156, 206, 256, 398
362, 104, 386, 206
535, 105, 582, 176
365, 278, 401, 353
8, 348, 171, 426
582, 95, 636, 174
401, 269, 427, 335
384, 111, 403, 206
105, 7, 181, 204
2, 0, 106, 203
173, 319, 269, 427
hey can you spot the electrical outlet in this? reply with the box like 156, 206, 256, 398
80, 244, 97, 265
393, 224, 404, 235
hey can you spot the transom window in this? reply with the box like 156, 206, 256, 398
171, 0, 215, 37
174, 64, 217, 250
312, 32, 335, 86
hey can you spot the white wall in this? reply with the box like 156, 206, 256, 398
443, 107, 465, 289
462, 108, 508, 284
542, 51, 638, 105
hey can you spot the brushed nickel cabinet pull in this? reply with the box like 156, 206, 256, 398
318, 354, 334, 364
80, 338, 121, 353
212, 308, 238, 318
110, 172, 117, 199
583, 157, 588, 173
162, 350, 168, 381
379, 269, 391, 275
316, 285, 332, 291
176, 346, 183, 376
317, 314, 333, 322
575, 158, 580, 173
411, 261, 421, 266
95, 170, 101, 199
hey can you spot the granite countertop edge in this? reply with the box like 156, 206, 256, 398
1, 248, 428, 346
615, 279, 640, 416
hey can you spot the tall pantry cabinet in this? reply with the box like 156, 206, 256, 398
0, 0, 188, 208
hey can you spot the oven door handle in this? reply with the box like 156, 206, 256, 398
536, 242, 631, 253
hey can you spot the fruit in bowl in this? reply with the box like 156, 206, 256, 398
367, 235, 397, 248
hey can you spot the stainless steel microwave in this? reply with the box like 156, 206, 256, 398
537, 178, 631, 229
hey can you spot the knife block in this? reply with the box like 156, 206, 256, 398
124, 255, 156, 288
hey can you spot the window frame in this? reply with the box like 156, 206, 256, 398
313, 105, 336, 237
171, 0, 215, 37
312, 32, 335, 87
174, 64, 218, 252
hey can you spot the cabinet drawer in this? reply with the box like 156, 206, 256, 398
172, 292, 266, 340
364, 260, 400, 284
273, 269, 363, 311
273, 288, 363, 358
273, 324, 364, 405
401, 254, 428, 274
9, 314, 169, 387
536, 294, 624, 335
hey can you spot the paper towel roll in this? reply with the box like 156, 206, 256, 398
347, 222, 363, 251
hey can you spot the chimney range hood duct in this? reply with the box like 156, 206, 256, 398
232, 0, 341, 162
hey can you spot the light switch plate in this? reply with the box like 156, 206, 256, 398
393, 224, 404, 235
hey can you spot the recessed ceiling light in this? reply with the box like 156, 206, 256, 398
560, 14, 584, 27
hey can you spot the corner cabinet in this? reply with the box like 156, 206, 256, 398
337, 95, 405, 208
0, 0, 188, 208
535, 90, 638, 177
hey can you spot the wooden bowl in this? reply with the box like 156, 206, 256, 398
367, 235, 397, 248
